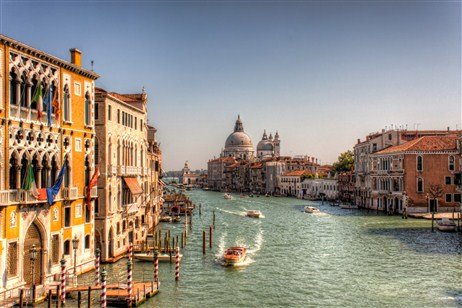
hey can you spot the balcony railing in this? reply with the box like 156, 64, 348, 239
126, 166, 139, 175
0, 190, 11, 205
62, 187, 79, 200
118, 166, 125, 176
19, 190, 48, 204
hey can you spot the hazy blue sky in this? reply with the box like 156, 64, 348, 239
1, 1, 461, 170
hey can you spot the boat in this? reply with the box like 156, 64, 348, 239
249, 194, 254, 198
224, 193, 232, 200
159, 215, 173, 223
246, 210, 262, 218
436, 218, 457, 232
304, 206, 320, 213
223, 247, 247, 266
171, 216, 181, 223
134, 252, 183, 262
340, 203, 358, 209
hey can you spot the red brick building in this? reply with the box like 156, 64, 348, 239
370, 135, 460, 213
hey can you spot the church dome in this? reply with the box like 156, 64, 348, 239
225, 131, 253, 148
257, 140, 274, 151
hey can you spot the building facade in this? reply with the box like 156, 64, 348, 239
0, 35, 99, 299
94, 87, 152, 262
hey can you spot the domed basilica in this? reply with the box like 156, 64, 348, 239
222, 115, 280, 160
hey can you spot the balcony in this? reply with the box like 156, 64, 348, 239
123, 202, 139, 215
126, 166, 139, 176
111, 165, 118, 176
19, 190, 48, 204
0, 190, 11, 205
62, 187, 79, 200
118, 166, 125, 176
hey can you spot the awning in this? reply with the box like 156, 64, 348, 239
123, 177, 143, 195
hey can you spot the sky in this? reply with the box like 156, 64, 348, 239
1, 0, 461, 171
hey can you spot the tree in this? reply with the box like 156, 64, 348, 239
333, 151, 354, 173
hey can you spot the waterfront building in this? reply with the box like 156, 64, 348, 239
280, 170, 311, 197
207, 156, 237, 191
180, 161, 199, 185
265, 160, 287, 195
370, 135, 460, 213
146, 125, 163, 231
338, 171, 355, 203
0, 35, 99, 298
354, 128, 461, 209
94, 87, 154, 262
299, 176, 338, 200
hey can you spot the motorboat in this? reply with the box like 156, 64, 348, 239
304, 206, 320, 213
436, 218, 457, 232
171, 216, 181, 223
159, 215, 173, 223
223, 247, 247, 266
246, 210, 262, 218
134, 252, 182, 262
224, 193, 233, 200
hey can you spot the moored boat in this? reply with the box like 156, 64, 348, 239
304, 206, 320, 213
171, 216, 181, 223
340, 203, 358, 209
224, 193, 232, 200
436, 218, 457, 232
246, 210, 262, 218
223, 247, 247, 266
134, 252, 182, 262
159, 215, 173, 223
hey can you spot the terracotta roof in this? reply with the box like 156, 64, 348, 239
376, 135, 458, 154
250, 162, 263, 169
282, 170, 311, 177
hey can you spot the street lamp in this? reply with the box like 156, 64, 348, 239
72, 235, 79, 285
29, 244, 38, 301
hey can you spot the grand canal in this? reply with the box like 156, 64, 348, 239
79, 190, 461, 307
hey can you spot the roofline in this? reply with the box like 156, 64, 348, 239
1, 34, 100, 80
96, 88, 146, 114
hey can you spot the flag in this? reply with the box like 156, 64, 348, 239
46, 88, 52, 126
22, 164, 39, 198
86, 167, 100, 210
46, 164, 66, 205
33, 82, 43, 120
52, 87, 60, 121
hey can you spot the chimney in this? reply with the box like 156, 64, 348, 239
357, 138, 360, 144
447, 126, 450, 132
70, 48, 82, 67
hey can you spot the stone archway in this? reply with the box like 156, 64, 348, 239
23, 222, 43, 286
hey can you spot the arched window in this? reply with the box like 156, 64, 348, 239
30, 75, 39, 109
85, 235, 90, 249
20, 155, 28, 189
84, 92, 91, 126
63, 85, 70, 122
51, 156, 58, 185
41, 156, 48, 188
416, 156, 423, 172
84, 156, 90, 187
63, 155, 71, 187
31, 154, 39, 187
9, 156, 18, 189
9, 71, 18, 105
63, 240, 70, 255
20, 73, 27, 108
417, 178, 424, 193
449, 156, 455, 171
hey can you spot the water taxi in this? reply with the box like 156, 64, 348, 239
134, 252, 182, 262
436, 218, 457, 232
171, 216, 181, 223
159, 215, 173, 223
224, 193, 233, 200
223, 247, 247, 266
246, 210, 262, 218
304, 206, 320, 213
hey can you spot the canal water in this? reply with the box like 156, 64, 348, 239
79, 190, 462, 307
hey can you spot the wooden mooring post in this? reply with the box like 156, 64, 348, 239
209, 225, 213, 249
87, 286, 91, 308
19, 289, 23, 308
202, 230, 206, 255
48, 289, 52, 308
77, 291, 82, 308
213, 210, 216, 229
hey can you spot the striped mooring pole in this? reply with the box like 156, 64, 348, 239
100, 269, 107, 308
127, 260, 133, 306
60, 258, 66, 305
95, 248, 100, 286
153, 250, 159, 282
175, 247, 180, 281
128, 243, 133, 261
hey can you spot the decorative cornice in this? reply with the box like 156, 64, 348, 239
1, 34, 99, 80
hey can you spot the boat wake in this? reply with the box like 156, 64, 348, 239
215, 208, 246, 217
215, 229, 264, 267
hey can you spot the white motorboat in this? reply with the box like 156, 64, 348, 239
224, 193, 233, 200
340, 203, 358, 209
436, 218, 457, 232
304, 206, 320, 213
134, 252, 183, 262
246, 210, 262, 218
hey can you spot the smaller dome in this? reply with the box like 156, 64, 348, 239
257, 139, 274, 151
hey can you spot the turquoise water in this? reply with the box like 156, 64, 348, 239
79, 190, 462, 307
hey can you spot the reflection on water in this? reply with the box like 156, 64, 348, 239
71, 190, 461, 307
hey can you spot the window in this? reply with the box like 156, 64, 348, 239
388, 134, 392, 141
140, 119, 143, 130
95, 103, 99, 120
94, 198, 99, 215
9, 71, 18, 105
449, 156, 455, 171
416, 156, 423, 172
63, 84, 71, 122
85, 235, 90, 249
454, 194, 461, 203
94, 138, 99, 164
64, 207, 71, 227
63, 240, 70, 255
445, 176, 452, 185
52, 235, 60, 264
445, 194, 452, 203
86, 202, 91, 223
7, 242, 18, 277
117, 109, 120, 123
108, 105, 112, 121
84, 92, 91, 125
135, 117, 137, 129
417, 178, 423, 193
372, 143, 377, 152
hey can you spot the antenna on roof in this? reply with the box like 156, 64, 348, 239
91, 60, 94, 71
